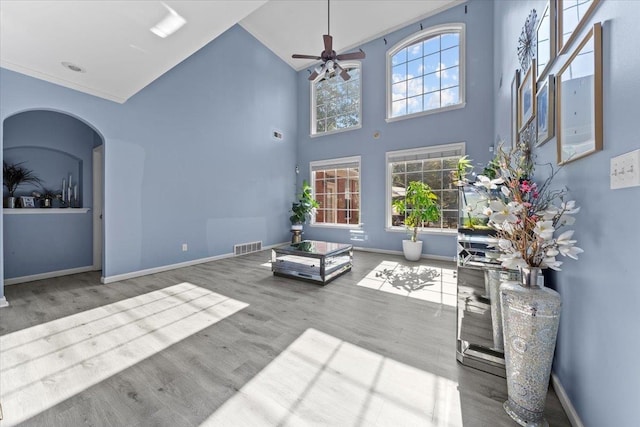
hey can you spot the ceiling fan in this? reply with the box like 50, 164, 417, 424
292, 0, 366, 81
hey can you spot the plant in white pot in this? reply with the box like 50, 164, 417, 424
3, 161, 41, 208
392, 181, 441, 261
289, 180, 319, 243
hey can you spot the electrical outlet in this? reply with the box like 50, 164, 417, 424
610, 149, 640, 190
182, 243, 188, 251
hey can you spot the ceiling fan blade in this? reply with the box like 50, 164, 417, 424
292, 54, 322, 60
323, 34, 333, 56
336, 49, 366, 61
308, 70, 320, 81
334, 62, 351, 81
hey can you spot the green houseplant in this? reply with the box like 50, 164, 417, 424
392, 181, 441, 261
3, 161, 41, 208
289, 180, 319, 242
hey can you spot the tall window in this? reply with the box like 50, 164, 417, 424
310, 156, 361, 226
311, 62, 362, 136
386, 143, 464, 231
387, 23, 465, 121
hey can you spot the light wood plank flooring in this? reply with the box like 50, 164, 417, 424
0, 250, 570, 426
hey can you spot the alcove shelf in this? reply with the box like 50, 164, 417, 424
3, 208, 90, 215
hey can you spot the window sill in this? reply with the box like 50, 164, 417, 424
385, 226, 457, 236
310, 124, 362, 138
310, 223, 363, 230
385, 102, 466, 123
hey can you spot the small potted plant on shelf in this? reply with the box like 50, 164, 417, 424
3, 161, 41, 208
289, 180, 319, 243
32, 188, 62, 208
392, 181, 441, 261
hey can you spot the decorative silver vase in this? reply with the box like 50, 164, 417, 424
500, 267, 561, 427
5, 196, 16, 208
484, 268, 520, 351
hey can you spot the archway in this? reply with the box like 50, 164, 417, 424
2, 109, 105, 287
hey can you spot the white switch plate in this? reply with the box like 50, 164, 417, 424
610, 149, 640, 190
182, 243, 188, 251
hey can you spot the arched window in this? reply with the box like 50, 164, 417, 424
311, 62, 362, 136
386, 23, 465, 121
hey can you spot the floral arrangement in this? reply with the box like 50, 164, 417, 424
32, 188, 62, 201
463, 145, 583, 271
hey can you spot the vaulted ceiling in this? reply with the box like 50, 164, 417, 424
0, 0, 463, 103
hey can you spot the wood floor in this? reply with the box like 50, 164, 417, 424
0, 250, 571, 426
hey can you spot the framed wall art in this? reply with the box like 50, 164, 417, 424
536, 74, 555, 146
536, 1, 556, 81
511, 69, 521, 149
557, 22, 602, 165
518, 58, 536, 132
558, 0, 601, 54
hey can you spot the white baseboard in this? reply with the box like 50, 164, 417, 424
0, 296, 9, 308
551, 373, 584, 427
101, 242, 288, 284
353, 246, 456, 263
4, 266, 96, 286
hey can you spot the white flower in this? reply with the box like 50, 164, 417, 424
546, 248, 559, 257
499, 252, 528, 270
483, 206, 493, 216
488, 200, 519, 224
501, 185, 511, 197
556, 230, 577, 246
541, 257, 563, 271
559, 245, 584, 259
474, 175, 504, 190
533, 220, 555, 240
560, 200, 580, 215
557, 214, 576, 226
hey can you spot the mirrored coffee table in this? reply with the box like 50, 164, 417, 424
272, 240, 353, 284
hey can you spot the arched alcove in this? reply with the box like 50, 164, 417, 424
2, 109, 104, 283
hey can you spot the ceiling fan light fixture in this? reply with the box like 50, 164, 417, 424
150, 4, 186, 39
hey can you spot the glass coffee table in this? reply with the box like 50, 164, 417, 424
271, 240, 353, 284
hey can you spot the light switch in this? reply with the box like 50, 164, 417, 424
610, 149, 640, 190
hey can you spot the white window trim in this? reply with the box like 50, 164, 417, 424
310, 61, 362, 137
385, 23, 466, 123
385, 142, 465, 232
309, 155, 362, 228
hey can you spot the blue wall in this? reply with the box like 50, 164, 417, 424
493, 1, 640, 425
295, 1, 495, 259
1, 24, 298, 286
3, 111, 99, 278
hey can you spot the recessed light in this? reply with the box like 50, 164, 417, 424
150, 4, 186, 38
61, 62, 86, 73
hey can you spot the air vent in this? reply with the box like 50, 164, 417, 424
234, 241, 262, 256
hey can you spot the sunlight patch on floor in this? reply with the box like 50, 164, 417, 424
0, 282, 248, 426
356, 260, 457, 306
201, 328, 462, 426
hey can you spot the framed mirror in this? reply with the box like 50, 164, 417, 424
536, 1, 556, 82
557, 22, 602, 165
558, 0, 601, 54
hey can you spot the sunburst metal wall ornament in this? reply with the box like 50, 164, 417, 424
517, 9, 537, 72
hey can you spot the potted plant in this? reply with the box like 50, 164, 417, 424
32, 188, 62, 208
289, 180, 319, 243
392, 181, 441, 261
3, 161, 41, 208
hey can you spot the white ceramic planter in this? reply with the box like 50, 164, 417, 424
401, 240, 423, 261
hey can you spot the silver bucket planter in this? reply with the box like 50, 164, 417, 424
500, 267, 561, 427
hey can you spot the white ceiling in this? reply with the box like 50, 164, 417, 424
0, 0, 462, 104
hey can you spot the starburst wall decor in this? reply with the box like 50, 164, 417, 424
517, 9, 537, 72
